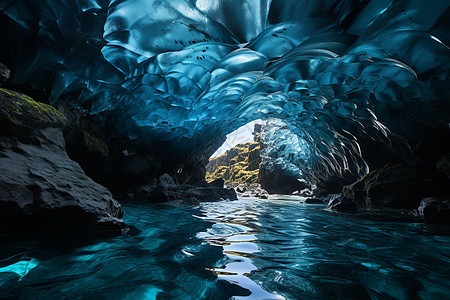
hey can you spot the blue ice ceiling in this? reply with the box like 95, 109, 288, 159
1, 0, 450, 184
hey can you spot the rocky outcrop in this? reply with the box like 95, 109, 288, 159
206, 142, 261, 184
0, 88, 125, 233
258, 161, 308, 194
206, 138, 306, 196
257, 119, 311, 194
57, 94, 229, 194
326, 194, 357, 212
417, 197, 450, 224
57, 98, 112, 189
304, 197, 325, 204
232, 183, 269, 199
313, 175, 355, 197
134, 173, 237, 204
342, 164, 445, 209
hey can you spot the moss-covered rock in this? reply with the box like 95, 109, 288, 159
206, 142, 261, 184
83, 130, 109, 157
0, 88, 65, 136
0, 88, 125, 233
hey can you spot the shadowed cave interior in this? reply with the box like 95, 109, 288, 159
1, 1, 450, 299
1, 0, 449, 192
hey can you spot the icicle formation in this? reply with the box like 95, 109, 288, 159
1, 0, 450, 184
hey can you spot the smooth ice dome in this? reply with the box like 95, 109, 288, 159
1, 0, 450, 184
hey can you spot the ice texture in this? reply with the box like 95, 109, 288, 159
1, 0, 450, 184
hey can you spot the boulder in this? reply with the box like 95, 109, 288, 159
134, 173, 237, 203
233, 182, 269, 199
342, 164, 443, 209
0, 88, 125, 233
417, 197, 450, 224
236, 183, 247, 193
298, 188, 314, 197
313, 175, 355, 197
254, 187, 269, 199
326, 194, 357, 212
304, 198, 325, 204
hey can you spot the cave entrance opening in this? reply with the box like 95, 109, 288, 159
211, 119, 264, 159
205, 119, 265, 186
205, 118, 312, 196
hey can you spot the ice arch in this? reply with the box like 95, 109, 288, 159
1, 0, 450, 185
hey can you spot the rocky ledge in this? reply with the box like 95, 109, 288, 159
0, 88, 125, 233
314, 164, 450, 223
132, 174, 237, 204
226, 182, 269, 199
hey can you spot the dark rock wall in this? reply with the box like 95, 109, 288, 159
0, 87, 125, 233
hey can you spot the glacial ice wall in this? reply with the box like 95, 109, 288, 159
1, 0, 450, 184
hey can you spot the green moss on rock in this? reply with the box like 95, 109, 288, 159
83, 131, 109, 157
206, 142, 261, 184
0, 88, 65, 132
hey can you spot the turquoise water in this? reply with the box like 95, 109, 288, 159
1, 197, 450, 299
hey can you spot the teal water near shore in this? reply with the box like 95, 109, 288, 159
1, 197, 450, 299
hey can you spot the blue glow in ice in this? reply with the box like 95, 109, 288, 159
1, 0, 449, 183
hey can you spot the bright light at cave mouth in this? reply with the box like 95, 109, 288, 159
1, 1, 450, 300
212, 119, 264, 158
1, 0, 449, 186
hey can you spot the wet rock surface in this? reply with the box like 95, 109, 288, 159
134, 174, 237, 204
304, 197, 326, 204
0, 88, 125, 233
418, 197, 450, 224
342, 164, 446, 209
326, 194, 357, 213
227, 183, 269, 199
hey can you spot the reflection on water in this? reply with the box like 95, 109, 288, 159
196, 197, 450, 299
1, 197, 450, 299
196, 200, 284, 299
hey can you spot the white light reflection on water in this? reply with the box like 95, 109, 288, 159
196, 197, 285, 299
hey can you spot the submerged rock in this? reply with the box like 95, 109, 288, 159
342, 164, 444, 209
0, 88, 125, 233
418, 197, 450, 224
326, 194, 357, 212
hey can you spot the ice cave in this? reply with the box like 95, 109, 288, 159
0, 1, 450, 299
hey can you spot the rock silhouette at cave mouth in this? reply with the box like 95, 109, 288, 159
1, 0, 450, 186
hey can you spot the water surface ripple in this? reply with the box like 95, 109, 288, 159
1, 197, 450, 299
